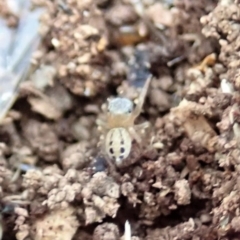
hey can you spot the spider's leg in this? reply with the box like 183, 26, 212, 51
135, 121, 151, 131
96, 119, 109, 135
96, 118, 106, 127
128, 126, 142, 144
132, 75, 152, 119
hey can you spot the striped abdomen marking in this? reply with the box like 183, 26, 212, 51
105, 127, 132, 165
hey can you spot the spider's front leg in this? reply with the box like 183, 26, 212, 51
132, 75, 152, 119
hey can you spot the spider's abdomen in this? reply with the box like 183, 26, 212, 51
105, 127, 132, 165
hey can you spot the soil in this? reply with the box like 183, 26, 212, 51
1, 0, 240, 239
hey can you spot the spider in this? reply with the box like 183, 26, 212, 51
97, 75, 152, 165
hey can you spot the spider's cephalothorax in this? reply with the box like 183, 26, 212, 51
107, 97, 133, 114
98, 76, 152, 165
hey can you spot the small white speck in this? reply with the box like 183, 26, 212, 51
1, 91, 12, 102
84, 87, 91, 97
221, 79, 234, 94
51, 38, 60, 48
83, 11, 90, 17
124, 220, 131, 240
